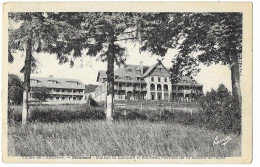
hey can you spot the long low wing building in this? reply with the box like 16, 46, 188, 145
95, 60, 203, 102
29, 75, 85, 103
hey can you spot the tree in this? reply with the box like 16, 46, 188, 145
85, 84, 98, 93
175, 13, 242, 109
49, 13, 142, 119
32, 87, 50, 103
8, 74, 23, 105
8, 13, 79, 124
138, 13, 242, 109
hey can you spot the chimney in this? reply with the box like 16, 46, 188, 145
140, 61, 143, 74
49, 75, 53, 78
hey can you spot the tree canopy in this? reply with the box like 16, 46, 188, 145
8, 74, 23, 105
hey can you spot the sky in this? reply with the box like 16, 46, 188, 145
8, 42, 232, 93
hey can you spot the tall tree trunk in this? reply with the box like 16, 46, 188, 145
106, 42, 115, 120
22, 37, 32, 125
230, 54, 242, 110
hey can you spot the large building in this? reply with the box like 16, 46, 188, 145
94, 60, 203, 102
29, 76, 85, 103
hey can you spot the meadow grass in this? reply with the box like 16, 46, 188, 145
8, 120, 241, 157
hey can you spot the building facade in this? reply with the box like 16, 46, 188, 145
29, 76, 85, 103
94, 61, 203, 102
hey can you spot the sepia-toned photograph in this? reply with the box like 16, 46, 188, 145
2, 2, 252, 163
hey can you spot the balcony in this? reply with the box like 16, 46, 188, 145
114, 86, 126, 90
173, 90, 184, 93
125, 87, 133, 92
49, 91, 83, 95
141, 88, 147, 91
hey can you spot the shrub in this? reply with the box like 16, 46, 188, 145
198, 84, 241, 134
8, 105, 105, 124
88, 96, 99, 107
8, 74, 23, 105
126, 111, 147, 120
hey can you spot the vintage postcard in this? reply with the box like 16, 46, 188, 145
2, 1, 252, 163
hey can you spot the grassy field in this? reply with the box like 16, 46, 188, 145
8, 104, 241, 157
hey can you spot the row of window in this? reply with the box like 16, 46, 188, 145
30, 79, 80, 85
48, 96, 82, 101
29, 94, 82, 100
50, 89, 83, 93
30, 87, 83, 94
151, 76, 168, 82
154, 68, 166, 73
115, 75, 144, 81
150, 84, 169, 91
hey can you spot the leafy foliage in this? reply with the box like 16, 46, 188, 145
32, 87, 50, 103
8, 74, 23, 105
175, 13, 242, 74
137, 13, 242, 108
8, 105, 105, 124
8, 12, 82, 69
198, 84, 241, 134
85, 84, 98, 93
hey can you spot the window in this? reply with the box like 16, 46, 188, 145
150, 84, 155, 91
157, 84, 162, 91
151, 76, 154, 82
125, 76, 130, 80
136, 77, 140, 81
48, 80, 57, 84
158, 77, 161, 82
66, 81, 78, 85
164, 84, 168, 91
127, 69, 132, 72
165, 77, 167, 82
115, 75, 119, 79
151, 94, 155, 100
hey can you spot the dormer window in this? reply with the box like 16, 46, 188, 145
126, 66, 132, 73
136, 67, 141, 73
125, 76, 130, 80
66, 81, 78, 85
48, 80, 58, 84
136, 77, 141, 81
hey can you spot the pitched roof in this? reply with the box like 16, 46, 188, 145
142, 63, 158, 77
30, 76, 85, 89
142, 60, 171, 77
173, 76, 203, 87
97, 64, 149, 83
